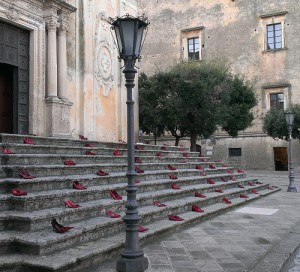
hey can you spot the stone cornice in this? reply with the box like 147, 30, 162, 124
259, 11, 288, 19
262, 83, 291, 89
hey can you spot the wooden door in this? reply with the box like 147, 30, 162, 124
0, 63, 13, 133
273, 147, 288, 171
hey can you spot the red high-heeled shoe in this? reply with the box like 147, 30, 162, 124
135, 145, 144, 150
230, 176, 237, 181
106, 210, 121, 218
237, 169, 245, 173
192, 204, 204, 213
64, 200, 80, 208
251, 189, 259, 194
227, 169, 233, 174
167, 164, 176, 171
169, 174, 178, 180
195, 165, 203, 170
64, 160, 76, 165
2, 148, 14, 154
240, 194, 249, 198
171, 182, 180, 189
135, 166, 144, 174
256, 181, 263, 184
11, 188, 27, 196
109, 190, 122, 200
79, 135, 88, 140
237, 184, 244, 188
222, 164, 228, 167
113, 150, 123, 156
200, 172, 206, 176
215, 189, 223, 193
135, 179, 141, 184
86, 150, 96, 155
207, 178, 215, 184
138, 225, 148, 232
23, 137, 35, 144
248, 181, 255, 186
153, 201, 167, 207
51, 219, 73, 233
221, 177, 228, 182
195, 192, 206, 198
135, 157, 143, 164
19, 169, 36, 179
145, 141, 151, 144
161, 146, 167, 151
182, 153, 189, 158
168, 214, 184, 221
156, 152, 164, 157
97, 170, 109, 176
223, 197, 231, 204
208, 164, 216, 169
73, 181, 86, 190
85, 143, 94, 147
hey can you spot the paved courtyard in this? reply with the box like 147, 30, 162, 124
97, 170, 300, 272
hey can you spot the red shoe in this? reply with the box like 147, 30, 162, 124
171, 182, 180, 189
113, 150, 123, 156
85, 150, 96, 155
200, 172, 207, 176
135, 157, 143, 164
11, 189, 27, 196
207, 178, 215, 184
182, 153, 189, 158
192, 204, 204, 213
73, 181, 86, 190
64, 160, 76, 165
251, 189, 259, 194
135, 166, 144, 174
105, 210, 121, 218
221, 177, 228, 182
79, 135, 88, 140
85, 143, 94, 147
222, 164, 228, 167
256, 181, 263, 185
180, 160, 187, 163
248, 181, 255, 186
64, 200, 80, 208
135, 145, 144, 150
153, 201, 167, 207
109, 190, 122, 200
138, 226, 148, 232
237, 184, 244, 188
200, 158, 207, 162
51, 219, 73, 233
169, 174, 178, 180
135, 179, 141, 184
215, 189, 223, 193
209, 164, 216, 169
2, 148, 14, 154
237, 169, 245, 173
167, 164, 176, 171
156, 152, 164, 157
161, 146, 167, 151
195, 165, 203, 170
195, 192, 206, 198
223, 197, 231, 204
23, 137, 35, 144
230, 176, 237, 181
19, 169, 36, 179
145, 141, 151, 144
168, 214, 184, 221
240, 194, 249, 198
214, 160, 222, 162
227, 169, 233, 174
97, 170, 109, 176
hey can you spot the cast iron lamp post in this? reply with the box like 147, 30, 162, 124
285, 112, 297, 192
110, 14, 149, 272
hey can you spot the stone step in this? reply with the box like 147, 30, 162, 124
0, 187, 280, 272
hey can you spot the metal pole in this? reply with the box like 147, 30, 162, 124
287, 124, 297, 192
116, 59, 149, 272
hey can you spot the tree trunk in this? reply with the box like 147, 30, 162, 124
154, 134, 157, 145
190, 133, 197, 152
175, 136, 180, 146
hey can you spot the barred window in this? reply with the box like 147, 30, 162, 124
229, 148, 242, 157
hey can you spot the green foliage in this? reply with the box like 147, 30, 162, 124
263, 104, 300, 140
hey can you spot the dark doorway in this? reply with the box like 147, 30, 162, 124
273, 147, 288, 171
0, 63, 14, 133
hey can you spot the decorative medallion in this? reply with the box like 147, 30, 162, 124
5, 7, 20, 21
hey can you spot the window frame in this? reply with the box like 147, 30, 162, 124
229, 148, 242, 157
266, 23, 282, 50
181, 26, 204, 61
187, 37, 200, 60
270, 93, 284, 110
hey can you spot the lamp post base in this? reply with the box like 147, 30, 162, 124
116, 256, 149, 272
287, 187, 297, 192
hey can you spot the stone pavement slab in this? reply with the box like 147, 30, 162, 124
95, 171, 300, 272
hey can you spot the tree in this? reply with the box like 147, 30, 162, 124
263, 104, 300, 140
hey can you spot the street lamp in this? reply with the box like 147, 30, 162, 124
285, 112, 297, 192
110, 14, 149, 272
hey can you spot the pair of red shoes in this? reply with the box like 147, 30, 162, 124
73, 181, 86, 190
251, 189, 259, 194
182, 153, 189, 158
85, 143, 94, 147
192, 204, 204, 213
64, 200, 81, 208
240, 194, 249, 198
135, 157, 143, 164
135, 179, 141, 184
221, 177, 228, 182
11, 188, 27, 196
209, 164, 216, 169
97, 170, 109, 176
64, 160, 76, 165
23, 137, 35, 144
135, 166, 144, 174
86, 150, 96, 155
167, 164, 176, 171
51, 219, 73, 233
195, 165, 203, 170
169, 174, 178, 180
215, 189, 223, 193
237, 169, 245, 173
168, 214, 184, 221
109, 190, 122, 200
135, 145, 144, 150
19, 169, 36, 179
2, 148, 14, 154
230, 176, 237, 181
161, 146, 167, 151
227, 169, 233, 174
156, 152, 164, 157
113, 150, 123, 156
237, 184, 244, 188
223, 197, 231, 204
222, 164, 228, 167
153, 201, 167, 207
248, 181, 255, 186
207, 178, 215, 184
171, 182, 180, 189
79, 135, 88, 140
106, 210, 121, 218
138, 226, 148, 232
200, 172, 207, 176
195, 192, 206, 198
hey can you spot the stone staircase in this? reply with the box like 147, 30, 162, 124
0, 133, 280, 272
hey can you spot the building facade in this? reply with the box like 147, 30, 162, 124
138, 0, 300, 171
0, 0, 139, 142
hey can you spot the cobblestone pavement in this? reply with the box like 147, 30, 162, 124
96, 171, 300, 272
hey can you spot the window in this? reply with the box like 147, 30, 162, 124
267, 23, 282, 50
188, 37, 199, 60
270, 93, 284, 110
229, 148, 242, 157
